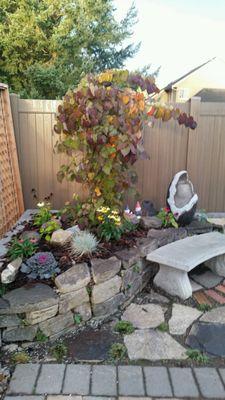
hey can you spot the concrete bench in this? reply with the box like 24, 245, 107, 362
146, 232, 225, 300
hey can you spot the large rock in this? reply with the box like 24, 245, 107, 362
115, 248, 141, 269
1, 257, 22, 284
3, 325, 38, 342
147, 227, 187, 247
74, 303, 92, 322
93, 293, 125, 317
59, 287, 89, 314
26, 304, 58, 325
55, 263, 90, 293
122, 303, 165, 329
137, 238, 158, 257
0, 315, 21, 328
186, 322, 225, 357
0, 283, 58, 314
92, 275, 122, 304
124, 329, 187, 360
122, 266, 142, 297
140, 216, 162, 229
39, 311, 74, 337
50, 229, 73, 246
200, 305, 225, 323
169, 304, 202, 335
91, 256, 121, 283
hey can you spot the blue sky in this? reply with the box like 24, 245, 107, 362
114, 0, 225, 87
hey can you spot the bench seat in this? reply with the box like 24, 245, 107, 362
147, 232, 225, 299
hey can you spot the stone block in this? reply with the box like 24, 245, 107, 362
63, 364, 91, 395
122, 303, 165, 329
55, 263, 90, 293
7, 364, 40, 394
194, 367, 225, 398
92, 275, 122, 304
0, 283, 58, 315
0, 314, 21, 328
74, 303, 92, 321
39, 311, 74, 337
137, 238, 158, 257
115, 248, 141, 269
91, 256, 121, 283
93, 293, 125, 317
118, 366, 145, 396
59, 287, 89, 314
36, 364, 65, 394
122, 267, 142, 297
92, 366, 117, 396
26, 304, 58, 325
140, 216, 162, 229
144, 367, 172, 397
3, 325, 38, 342
170, 367, 199, 398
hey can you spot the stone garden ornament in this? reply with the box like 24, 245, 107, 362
167, 170, 198, 225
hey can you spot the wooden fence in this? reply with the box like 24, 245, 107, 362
0, 85, 24, 237
10, 95, 225, 212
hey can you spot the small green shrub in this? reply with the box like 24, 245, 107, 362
8, 238, 38, 261
108, 343, 127, 362
70, 231, 98, 257
51, 342, 68, 362
33, 202, 52, 227
40, 218, 61, 241
157, 322, 169, 332
186, 349, 209, 364
97, 207, 135, 242
35, 329, 48, 342
114, 320, 135, 334
11, 351, 30, 364
197, 304, 212, 312
74, 314, 82, 325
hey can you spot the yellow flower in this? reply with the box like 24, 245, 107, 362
94, 187, 101, 197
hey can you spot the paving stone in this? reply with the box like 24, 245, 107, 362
84, 397, 115, 400
144, 367, 172, 397
191, 268, 223, 288
59, 287, 89, 314
64, 328, 122, 361
124, 329, 187, 360
91, 257, 121, 283
115, 248, 141, 269
0, 314, 21, 328
39, 311, 74, 337
63, 364, 90, 395
118, 366, 145, 396
205, 289, 225, 303
3, 325, 38, 342
216, 284, 225, 294
55, 263, 90, 294
93, 293, 125, 317
122, 303, 165, 329
0, 283, 58, 314
218, 368, 225, 386
7, 364, 40, 394
169, 304, 202, 335
169, 367, 199, 398
193, 291, 213, 306
92, 275, 122, 304
26, 304, 58, 325
5, 397, 44, 400
92, 365, 117, 396
194, 367, 225, 398
186, 322, 225, 356
48, 397, 82, 400
200, 305, 225, 323
36, 364, 65, 394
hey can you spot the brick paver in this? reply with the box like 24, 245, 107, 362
35, 364, 65, 394
144, 367, 172, 398
194, 367, 225, 398
205, 289, 225, 304
7, 364, 40, 394
91, 366, 117, 396
63, 365, 90, 395
5, 364, 225, 399
118, 366, 145, 397
169, 367, 199, 398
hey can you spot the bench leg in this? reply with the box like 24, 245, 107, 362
153, 264, 192, 300
205, 255, 225, 277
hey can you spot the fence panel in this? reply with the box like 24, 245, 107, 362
10, 95, 225, 212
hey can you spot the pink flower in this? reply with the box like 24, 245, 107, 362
37, 254, 48, 264
164, 207, 170, 213
30, 238, 37, 243
19, 239, 24, 243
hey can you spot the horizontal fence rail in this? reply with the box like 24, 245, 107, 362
10, 95, 225, 212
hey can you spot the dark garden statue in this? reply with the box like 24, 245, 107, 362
167, 170, 198, 226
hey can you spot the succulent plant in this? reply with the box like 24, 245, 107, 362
21, 252, 60, 280
70, 231, 98, 257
